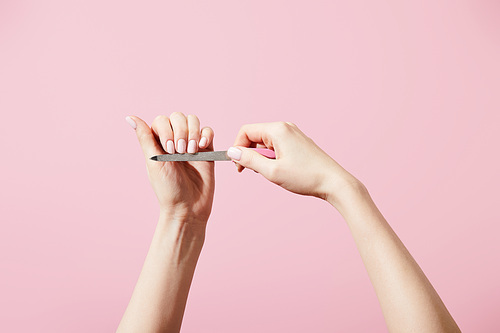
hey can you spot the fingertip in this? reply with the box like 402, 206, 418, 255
177, 139, 187, 154
125, 116, 137, 130
227, 147, 242, 161
166, 140, 175, 154
127, 115, 139, 122
200, 127, 214, 149
127, 115, 149, 129
128, 115, 164, 158
199, 136, 208, 148
187, 139, 197, 154
187, 115, 201, 151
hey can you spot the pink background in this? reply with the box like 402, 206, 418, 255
1, 1, 499, 332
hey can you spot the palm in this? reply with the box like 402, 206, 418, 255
130, 114, 216, 224
148, 154, 215, 223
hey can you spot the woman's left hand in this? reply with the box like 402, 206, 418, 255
126, 113, 215, 226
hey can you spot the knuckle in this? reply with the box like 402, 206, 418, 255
236, 125, 247, 138
153, 114, 168, 125
170, 111, 185, 119
202, 126, 214, 135
240, 124, 251, 132
188, 116, 200, 131
275, 121, 291, 134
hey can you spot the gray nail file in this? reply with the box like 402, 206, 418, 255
150, 148, 276, 162
150, 151, 231, 162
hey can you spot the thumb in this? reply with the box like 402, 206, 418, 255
228, 146, 276, 179
126, 115, 164, 159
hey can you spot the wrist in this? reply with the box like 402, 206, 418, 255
155, 208, 207, 248
325, 176, 369, 211
158, 206, 208, 228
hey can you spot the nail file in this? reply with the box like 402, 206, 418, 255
150, 148, 275, 162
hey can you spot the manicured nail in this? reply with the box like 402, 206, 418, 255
187, 140, 197, 154
125, 116, 137, 130
199, 137, 207, 148
177, 139, 187, 153
166, 140, 175, 154
227, 147, 242, 160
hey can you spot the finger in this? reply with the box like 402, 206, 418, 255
126, 115, 164, 159
151, 115, 175, 154
233, 123, 277, 148
169, 112, 188, 153
199, 126, 214, 150
187, 114, 201, 154
233, 123, 265, 173
227, 146, 276, 179
233, 122, 279, 172
236, 142, 262, 171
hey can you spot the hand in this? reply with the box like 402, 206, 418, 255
126, 113, 215, 225
230, 121, 362, 203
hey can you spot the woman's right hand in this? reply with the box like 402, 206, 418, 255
229, 122, 363, 204
230, 122, 462, 333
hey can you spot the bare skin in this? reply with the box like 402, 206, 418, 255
118, 113, 214, 333
118, 115, 461, 333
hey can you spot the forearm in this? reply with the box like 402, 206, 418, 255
117, 211, 206, 333
329, 182, 460, 332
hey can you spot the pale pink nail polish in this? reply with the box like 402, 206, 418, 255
166, 140, 175, 154
187, 140, 197, 154
177, 139, 187, 153
125, 116, 137, 130
227, 147, 242, 160
199, 137, 207, 148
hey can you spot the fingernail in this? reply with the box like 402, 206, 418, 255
227, 147, 242, 160
199, 137, 207, 148
177, 139, 187, 153
166, 140, 175, 154
125, 116, 137, 130
187, 140, 197, 154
